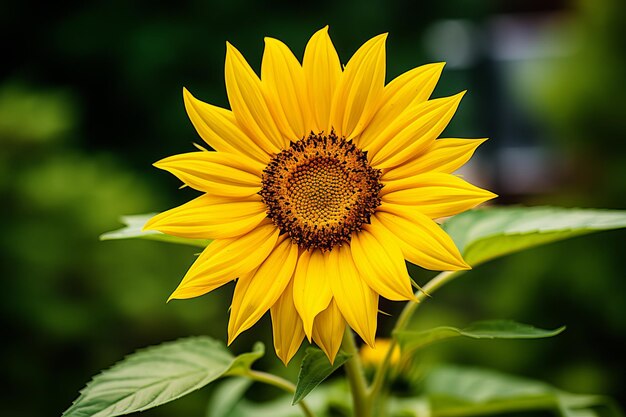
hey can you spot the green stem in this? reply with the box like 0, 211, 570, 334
368, 271, 461, 403
247, 370, 316, 417
341, 327, 371, 417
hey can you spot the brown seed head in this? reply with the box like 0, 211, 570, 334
260, 131, 382, 251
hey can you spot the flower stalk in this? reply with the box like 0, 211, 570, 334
247, 370, 316, 417
367, 270, 463, 409
341, 327, 371, 417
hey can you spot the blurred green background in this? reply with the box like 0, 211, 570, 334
1, 0, 625, 415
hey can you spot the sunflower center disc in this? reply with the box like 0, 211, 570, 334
260, 131, 382, 251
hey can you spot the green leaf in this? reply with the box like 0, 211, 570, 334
224, 342, 265, 376
443, 206, 626, 267
230, 396, 313, 417
206, 378, 252, 417
292, 347, 351, 405
391, 365, 620, 417
100, 214, 210, 247
425, 365, 554, 404
423, 365, 613, 417
63, 336, 264, 417
224, 382, 346, 417
460, 320, 566, 338
396, 320, 565, 353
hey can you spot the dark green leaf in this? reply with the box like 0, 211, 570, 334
396, 320, 565, 353
292, 347, 351, 405
100, 214, 210, 247
63, 336, 263, 417
443, 206, 626, 267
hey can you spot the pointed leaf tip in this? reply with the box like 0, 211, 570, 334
292, 347, 351, 405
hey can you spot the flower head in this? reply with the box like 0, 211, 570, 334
145, 27, 496, 364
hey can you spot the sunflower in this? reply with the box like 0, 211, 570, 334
145, 26, 496, 364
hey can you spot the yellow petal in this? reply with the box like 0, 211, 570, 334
375, 207, 470, 271
293, 249, 333, 340
183, 88, 271, 164
144, 195, 267, 240
262, 37, 310, 140
328, 245, 378, 347
358, 63, 444, 149
225, 42, 284, 153
382, 138, 487, 181
330, 33, 387, 139
312, 299, 345, 364
367, 92, 465, 169
168, 222, 279, 300
382, 172, 497, 219
303, 26, 342, 133
154, 151, 261, 197
271, 278, 306, 365
228, 237, 299, 343
350, 222, 415, 301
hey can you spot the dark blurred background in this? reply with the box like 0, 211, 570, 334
1, 0, 625, 415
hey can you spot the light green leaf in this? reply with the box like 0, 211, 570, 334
227, 397, 307, 417
396, 320, 565, 353
224, 342, 265, 376
425, 365, 555, 404
63, 336, 264, 417
443, 206, 626, 267
206, 378, 252, 417
392, 365, 619, 417
224, 382, 347, 417
425, 365, 614, 417
100, 214, 210, 247
292, 347, 351, 405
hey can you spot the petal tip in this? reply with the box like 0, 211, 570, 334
225, 41, 238, 55
141, 217, 157, 232
277, 352, 290, 366
226, 333, 236, 346
366, 32, 389, 46
310, 25, 330, 41
484, 190, 499, 201
452, 258, 472, 271
304, 328, 313, 343
152, 156, 172, 170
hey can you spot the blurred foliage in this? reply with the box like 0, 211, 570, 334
1, 0, 625, 416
